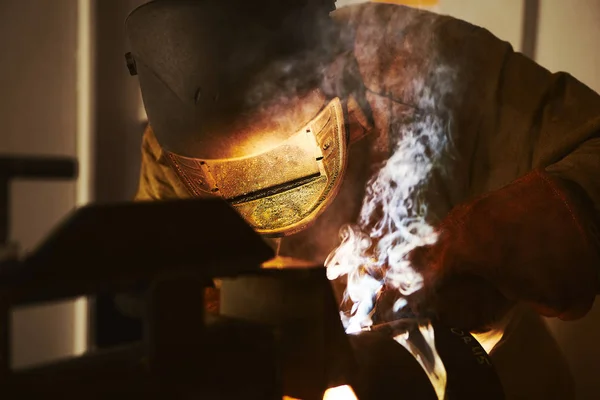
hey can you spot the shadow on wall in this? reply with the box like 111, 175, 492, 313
92, 0, 149, 350
94, 0, 148, 204
548, 306, 600, 400
0, 0, 79, 369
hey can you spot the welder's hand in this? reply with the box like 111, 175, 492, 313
407, 169, 600, 332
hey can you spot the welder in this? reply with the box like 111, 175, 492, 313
125, 0, 600, 398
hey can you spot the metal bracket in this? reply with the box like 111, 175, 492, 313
125, 52, 138, 76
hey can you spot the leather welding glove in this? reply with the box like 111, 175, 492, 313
407, 169, 600, 332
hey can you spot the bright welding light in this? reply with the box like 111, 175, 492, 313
325, 64, 456, 399
325, 67, 453, 332
393, 322, 447, 400
282, 385, 358, 400
323, 385, 358, 400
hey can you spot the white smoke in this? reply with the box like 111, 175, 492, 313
325, 64, 455, 333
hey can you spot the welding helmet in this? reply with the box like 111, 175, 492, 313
125, 0, 351, 237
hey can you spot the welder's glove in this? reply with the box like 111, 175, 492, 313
408, 169, 600, 332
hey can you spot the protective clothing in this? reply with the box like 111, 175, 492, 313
408, 169, 600, 330
132, 2, 600, 398
333, 4, 600, 398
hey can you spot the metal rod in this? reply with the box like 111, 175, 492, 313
0, 157, 77, 246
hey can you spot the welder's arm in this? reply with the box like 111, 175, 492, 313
404, 15, 600, 327
493, 43, 600, 269
476, 36, 600, 316
408, 168, 600, 329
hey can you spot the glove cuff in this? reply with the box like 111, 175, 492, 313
440, 168, 600, 320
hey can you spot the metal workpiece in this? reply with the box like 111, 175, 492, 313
0, 198, 273, 306
2, 315, 281, 399
347, 327, 438, 400
220, 263, 357, 399
0, 197, 506, 398
0, 198, 279, 398
221, 259, 505, 400
364, 319, 505, 400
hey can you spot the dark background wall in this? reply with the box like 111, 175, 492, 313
91, 0, 147, 349
0, 0, 79, 369
94, 0, 147, 204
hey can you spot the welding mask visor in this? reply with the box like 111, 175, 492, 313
164, 97, 348, 237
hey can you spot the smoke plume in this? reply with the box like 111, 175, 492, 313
240, 1, 457, 332
325, 62, 456, 333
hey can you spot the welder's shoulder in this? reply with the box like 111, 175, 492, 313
332, 2, 434, 27
331, 3, 475, 43
332, 3, 438, 45
331, 3, 511, 95
332, 3, 511, 58
331, 3, 444, 97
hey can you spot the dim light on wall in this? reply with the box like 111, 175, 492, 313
75, 0, 95, 356
137, 90, 148, 124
